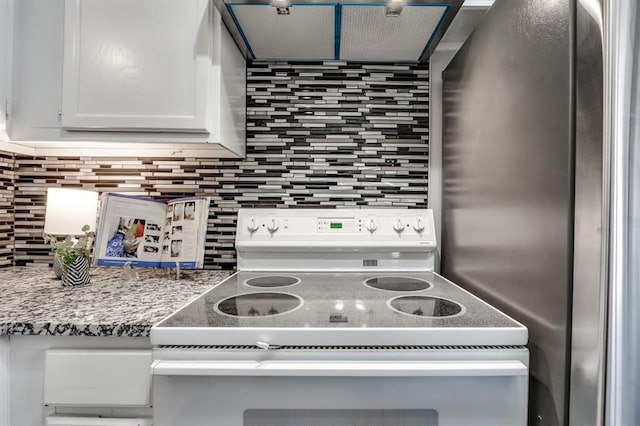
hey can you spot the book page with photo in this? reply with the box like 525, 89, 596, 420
164, 197, 209, 268
93, 193, 209, 268
93, 194, 166, 267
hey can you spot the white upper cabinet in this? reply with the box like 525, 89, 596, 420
7, 0, 246, 157
62, 0, 211, 132
0, 0, 9, 141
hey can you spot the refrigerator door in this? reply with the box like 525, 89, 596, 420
441, 0, 575, 424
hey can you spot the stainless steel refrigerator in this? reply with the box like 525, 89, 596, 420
441, 0, 613, 424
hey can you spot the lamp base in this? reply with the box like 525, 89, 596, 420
52, 254, 63, 279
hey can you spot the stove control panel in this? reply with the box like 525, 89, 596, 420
236, 209, 436, 271
315, 216, 426, 235
237, 209, 436, 242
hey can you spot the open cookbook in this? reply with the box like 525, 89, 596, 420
92, 193, 209, 268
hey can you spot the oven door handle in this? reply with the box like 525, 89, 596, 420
151, 360, 528, 377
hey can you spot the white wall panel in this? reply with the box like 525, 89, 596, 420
428, 49, 458, 271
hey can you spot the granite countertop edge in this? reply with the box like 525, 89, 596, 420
0, 322, 153, 337
0, 266, 233, 338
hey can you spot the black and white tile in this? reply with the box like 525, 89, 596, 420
6, 61, 430, 269
0, 153, 14, 268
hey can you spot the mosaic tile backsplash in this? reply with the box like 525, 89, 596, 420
6, 61, 429, 269
0, 153, 14, 267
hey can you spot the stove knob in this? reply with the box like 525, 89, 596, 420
365, 218, 378, 233
413, 218, 425, 233
267, 218, 279, 234
393, 218, 405, 233
247, 218, 259, 233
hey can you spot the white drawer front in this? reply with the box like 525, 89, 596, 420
46, 415, 153, 426
44, 350, 152, 406
46, 415, 152, 425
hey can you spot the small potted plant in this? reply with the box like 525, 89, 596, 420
43, 224, 94, 286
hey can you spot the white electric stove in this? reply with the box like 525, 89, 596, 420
151, 209, 529, 426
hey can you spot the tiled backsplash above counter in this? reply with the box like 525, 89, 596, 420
0, 153, 14, 268
4, 61, 429, 269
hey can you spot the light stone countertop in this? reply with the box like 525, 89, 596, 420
0, 265, 232, 337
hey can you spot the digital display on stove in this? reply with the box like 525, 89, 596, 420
317, 218, 356, 232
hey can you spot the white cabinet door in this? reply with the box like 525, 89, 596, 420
9, 336, 153, 426
44, 349, 152, 406
0, 0, 9, 141
61, 0, 210, 132
0, 336, 9, 426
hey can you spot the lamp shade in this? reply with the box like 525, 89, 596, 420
44, 188, 99, 235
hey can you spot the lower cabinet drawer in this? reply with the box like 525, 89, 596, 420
45, 415, 152, 426
44, 349, 152, 406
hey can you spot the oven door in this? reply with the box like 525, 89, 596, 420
152, 358, 528, 426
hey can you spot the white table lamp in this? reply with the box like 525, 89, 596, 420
44, 188, 99, 235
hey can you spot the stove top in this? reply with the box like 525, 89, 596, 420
151, 209, 527, 347
152, 271, 527, 347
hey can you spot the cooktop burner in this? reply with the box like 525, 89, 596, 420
244, 275, 300, 288
215, 292, 303, 318
388, 295, 464, 318
364, 276, 432, 292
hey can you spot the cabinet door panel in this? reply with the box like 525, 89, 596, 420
44, 349, 152, 406
62, 0, 210, 132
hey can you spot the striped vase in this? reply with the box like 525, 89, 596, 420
61, 256, 91, 287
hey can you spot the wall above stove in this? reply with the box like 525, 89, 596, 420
6, 62, 429, 269
215, 0, 464, 62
